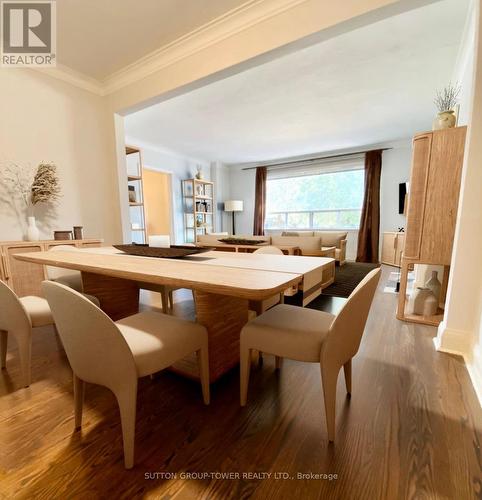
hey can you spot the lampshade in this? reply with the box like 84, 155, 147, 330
224, 200, 243, 212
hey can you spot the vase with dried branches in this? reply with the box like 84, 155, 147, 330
433, 83, 461, 130
0, 161, 61, 241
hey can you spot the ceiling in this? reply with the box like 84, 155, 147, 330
124, 0, 470, 164
56, 0, 248, 80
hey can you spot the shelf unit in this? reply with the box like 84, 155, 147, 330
126, 145, 147, 244
182, 178, 215, 243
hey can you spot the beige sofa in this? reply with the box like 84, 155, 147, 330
278, 231, 348, 265
196, 232, 347, 265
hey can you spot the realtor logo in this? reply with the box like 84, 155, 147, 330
1, 1, 56, 66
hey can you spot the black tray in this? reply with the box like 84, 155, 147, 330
113, 244, 211, 259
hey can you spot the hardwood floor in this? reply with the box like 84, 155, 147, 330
0, 266, 480, 499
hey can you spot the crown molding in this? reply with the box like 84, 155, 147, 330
35, 63, 104, 95
32, 0, 306, 96
101, 0, 306, 95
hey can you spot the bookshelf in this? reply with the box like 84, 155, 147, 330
126, 145, 147, 244
182, 178, 215, 243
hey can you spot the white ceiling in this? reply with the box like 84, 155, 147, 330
57, 0, 248, 80
125, 0, 470, 164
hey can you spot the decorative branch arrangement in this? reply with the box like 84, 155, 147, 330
31, 163, 61, 205
434, 83, 461, 113
0, 161, 61, 212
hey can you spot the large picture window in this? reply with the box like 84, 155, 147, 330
265, 168, 364, 230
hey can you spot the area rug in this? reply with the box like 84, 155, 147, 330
320, 262, 379, 298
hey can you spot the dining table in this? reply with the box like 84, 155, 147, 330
15, 247, 335, 382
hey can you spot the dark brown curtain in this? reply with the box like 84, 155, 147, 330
356, 150, 382, 263
253, 166, 267, 236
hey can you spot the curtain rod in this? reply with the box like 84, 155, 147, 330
241, 148, 392, 171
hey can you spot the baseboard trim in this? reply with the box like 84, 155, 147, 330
466, 345, 482, 406
434, 324, 482, 406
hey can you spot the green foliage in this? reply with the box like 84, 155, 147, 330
265, 169, 364, 229
266, 170, 364, 212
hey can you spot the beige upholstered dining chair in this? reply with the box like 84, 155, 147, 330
42, 280, 210, 469
0, 280, 54, 387
240, 267, 381, 441
253, 246, 284, 255
46, 245, 100, 306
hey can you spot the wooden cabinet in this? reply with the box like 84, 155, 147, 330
403, 128, 466, 263
397, 126, 466, 326
0, 239, 102, 297
381, 232, 405, 267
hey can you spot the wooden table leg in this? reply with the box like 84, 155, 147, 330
81, 272, 139, 321
170, 291, 249, 382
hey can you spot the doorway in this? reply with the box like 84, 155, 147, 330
142, 167, 173, 240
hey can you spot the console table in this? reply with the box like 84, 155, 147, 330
0, 239, 103, 297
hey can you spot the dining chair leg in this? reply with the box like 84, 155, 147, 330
197, 347, 210, 405
0, 330, 7, 369
240, 346, 252, 406
275, 356, 282, 370
115, 383, 138, 469
17, 335, 32, 388
320, 363, 339, 442
343, 359, 352, 396
73, 374, 85, 429
168, 289, 174, 312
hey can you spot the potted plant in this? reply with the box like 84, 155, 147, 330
433, 83, 460, 130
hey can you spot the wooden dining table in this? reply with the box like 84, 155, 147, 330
15, 248, 334, 382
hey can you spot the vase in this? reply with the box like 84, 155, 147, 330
407, 287, 435, 315
425, 270, 441, 303
433, 110, 456, 130
26, 216, 40, 241
423, 293, 438, 317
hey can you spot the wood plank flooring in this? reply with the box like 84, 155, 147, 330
0, 266, 480, 499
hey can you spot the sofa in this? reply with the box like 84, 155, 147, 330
197, 231, 347, 265
275, 231, 348, 265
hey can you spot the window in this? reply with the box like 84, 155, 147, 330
265, 168, 364, 230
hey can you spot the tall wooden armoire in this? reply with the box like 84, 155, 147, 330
397, 126, 467, 326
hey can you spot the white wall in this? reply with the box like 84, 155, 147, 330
228, 166, 256, 236
123, 140, 210, 244
210, 161, 231, 233
454, 0, 477, 126
0, 68, 121, 243
435, 0, 482, 404
380, 142, 412, 234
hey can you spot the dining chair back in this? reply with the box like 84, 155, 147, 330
0, 280, 54, 387
324, 267, 381, 367
42, 279, 137, 391
253, 246, 284, 255
45, 245, 83, 291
